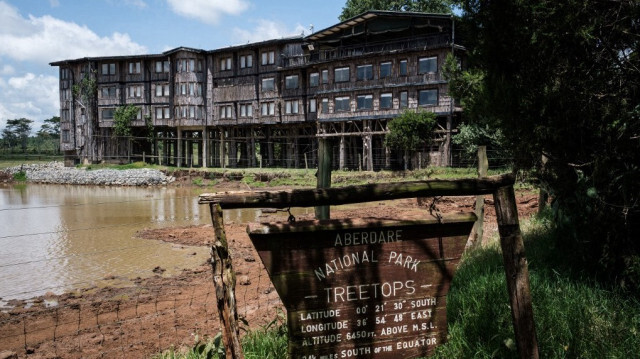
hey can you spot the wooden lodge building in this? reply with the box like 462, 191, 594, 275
50, 11, 463, 170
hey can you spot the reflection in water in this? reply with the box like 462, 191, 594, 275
0, 184, 316, 305
0, 185, 218, 304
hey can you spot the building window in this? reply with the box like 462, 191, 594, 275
380, 62, 392, 78
285, 75, 299, 89
155, 84, 170, 97
418, 89, 438, 106
334, 67, 350, 83
261, 102, 275, 116
399, 60, 408, 76
400, 91, 408, 108
127, 85, 142, 98
155, 60, 170, 73
100, 86, 116, 98
321, 69, 329, 84
239, 103, 253, 117
178, 59, 200, 72
61, 68, 70, 80
102, 108, 115, 120
219, 105, 233, 119
285, 100, 299, 114
335, 96, 350, 112
262, 77, 275, 91
155, 107, 170, 119
356, 65, 373, 81
61, 109, 70, 122
309, 98, 317, 113
129, 62, 141, 74
380, 93, 393, 109
309, 73, 319, 87
101, 63, 116, 75
220, 57, 232, 71
356, 94, 373, 110
240, 55, 253, 68
261, 51, 275, 65
62, 130, 70, 143
418, 57, 437, 74
321, 98, 329, 113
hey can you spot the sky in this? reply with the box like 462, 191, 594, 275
0, 0, 347, 133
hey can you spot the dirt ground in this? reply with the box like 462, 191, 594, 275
0, 184, 539, 359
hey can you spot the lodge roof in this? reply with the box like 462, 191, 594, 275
305, 10, 453, 43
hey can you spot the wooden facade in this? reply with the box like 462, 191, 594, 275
51, 11, 463, 169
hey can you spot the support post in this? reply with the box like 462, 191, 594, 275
538, 154, 549, 214
209, 203, 245, 359
469, 146, 488, 248
315, 139, 332, 220
493, 186, 539, 359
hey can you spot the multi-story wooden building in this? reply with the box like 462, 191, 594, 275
51, 11, 463, 169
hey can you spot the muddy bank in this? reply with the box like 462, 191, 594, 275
0, 191, 539, 358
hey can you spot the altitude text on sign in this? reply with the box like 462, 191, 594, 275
247, 213, 476, 358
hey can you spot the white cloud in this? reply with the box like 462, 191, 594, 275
232, 19, 306, 45
49, 0, 60, 7
0, 1, 147, 63
0, 64, 15, 76
166, 0, 250, 25
0, 72, 59, 130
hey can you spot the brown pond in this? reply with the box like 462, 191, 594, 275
0, 184, 313, 307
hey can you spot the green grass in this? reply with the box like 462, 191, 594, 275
155, 314, 288, 359
0, 157, 63, 169
12, 171, 27, 182
157, 212, 639, 359
432, 212, 640, 358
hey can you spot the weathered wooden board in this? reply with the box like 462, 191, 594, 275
247, 213, 476, 359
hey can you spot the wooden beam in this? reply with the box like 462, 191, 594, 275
199, 173, 515, 208
493, 186, 539, 359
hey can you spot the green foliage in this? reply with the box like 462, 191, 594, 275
12, 171, 27, 182
452, 122, 508, 157
2, 118, 33, 153
457, 0, 640, 290
384, 109, 437, 151
339, 0, 455, 20
113, 105, 139, 137
432, 213, 640, 358
72, 72, 97, 108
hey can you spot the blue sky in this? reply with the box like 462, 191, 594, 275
0, 0, 347, 133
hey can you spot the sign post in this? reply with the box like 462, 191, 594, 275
248, 214, 476, 358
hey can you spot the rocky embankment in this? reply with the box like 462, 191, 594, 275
1, 162, 175, 186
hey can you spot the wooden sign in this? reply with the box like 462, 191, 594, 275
247, 213, 476, 359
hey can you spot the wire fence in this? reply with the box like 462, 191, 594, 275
0, 194, 284, 358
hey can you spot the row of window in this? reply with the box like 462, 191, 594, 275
310, 57, 437, 85
99, 50, 277, 77
100, 59, 203, 76
93, 54, 437, 78
99, 82, 204, 98
99, 88, 437, 122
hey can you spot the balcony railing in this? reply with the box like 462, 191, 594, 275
282, 33, 452, 68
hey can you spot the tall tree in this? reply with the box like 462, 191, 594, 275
3, 118, 33, 153
339, 0, 455, 20
458, 0, 640, 289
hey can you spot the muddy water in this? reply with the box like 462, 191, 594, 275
0, 184, 309, 305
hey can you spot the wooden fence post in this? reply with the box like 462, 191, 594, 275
538, 154, 549, 214
315, 139, 332, 220
209, 203, 244, 359
469, 146, 489, 248
493, 186, 539, 359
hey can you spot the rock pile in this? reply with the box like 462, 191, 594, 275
2, 162, 175, 186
